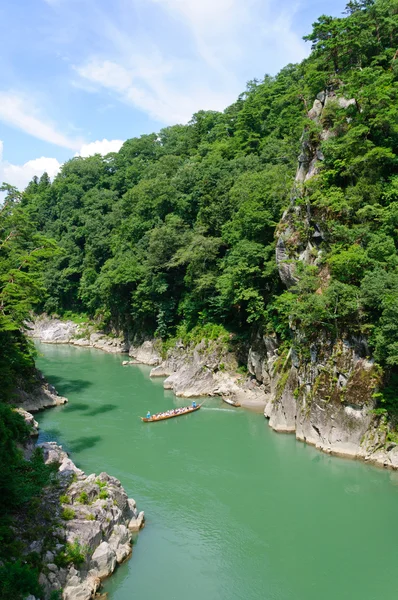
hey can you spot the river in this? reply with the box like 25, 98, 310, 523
35, 342, 398, 600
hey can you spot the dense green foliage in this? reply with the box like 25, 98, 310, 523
21, 79, 303, 334
0, 188, 58, 599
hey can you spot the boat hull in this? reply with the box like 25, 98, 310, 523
222, 397, 241, 407
141, 404, 201, 422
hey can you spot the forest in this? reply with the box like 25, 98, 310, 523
0, 1, 397, 596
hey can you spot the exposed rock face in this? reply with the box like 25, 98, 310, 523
250, 334, 398, 469
275, 233, 298, 288
14, 371, 68, 412
35, 440, 145, 600
149, 339, 268, 410
30, 317, 79, 343
29, 315, 129, 354
15, 407, 39, 436
15, 407, 40, 459
275, 90, 355, 288
128, 340, 161, 366
262, 89, 398, 470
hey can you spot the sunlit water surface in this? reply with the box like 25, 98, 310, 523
35, 343, 398, 600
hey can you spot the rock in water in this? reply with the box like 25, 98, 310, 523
28, 439, 146, 599
91, 542, 117, 579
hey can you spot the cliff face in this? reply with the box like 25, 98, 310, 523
29, 315, 129, 354
14, 370, 68, 412
150, 339, 267, 410
261, 92, 398, 469
247, 331, 398, 468
37, 441, 144, 600
16, 409, 144, 600
275, 90, 355, 289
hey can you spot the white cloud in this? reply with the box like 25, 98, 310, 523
0, 92, 83, 150
76, 58, 235, 124
77, 138, 124, 157
0, 145, 61, 193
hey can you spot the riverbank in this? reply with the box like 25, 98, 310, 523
29, 315, 129, 354
30, 315, 267, 411
30, 315, 398, 471
14, 368, 144, 600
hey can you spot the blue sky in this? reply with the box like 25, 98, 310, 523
0, 0, 348, 191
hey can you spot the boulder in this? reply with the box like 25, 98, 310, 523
38, 442, 83, 476
109, 525, 132, 562
128, 511, 145, 533
129, 340, 161, 365
150, 365, 172, 377
91, 542, 117, 579
63, 575, 100, 600
66, 521, 103, 554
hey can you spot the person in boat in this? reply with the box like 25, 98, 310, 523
192, 401, 197, 408
146, 411, 151, 419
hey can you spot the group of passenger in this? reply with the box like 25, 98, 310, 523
146, 401, 197, 420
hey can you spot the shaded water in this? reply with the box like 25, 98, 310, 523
35, 343, 398, 600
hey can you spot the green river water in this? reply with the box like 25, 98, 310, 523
35, 342, 398, 600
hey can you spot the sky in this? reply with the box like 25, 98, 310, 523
0, 0, 348, 193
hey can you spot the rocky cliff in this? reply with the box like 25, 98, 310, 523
38, 442, 144, 600
14, 370, 68, 412
29, 315, 129, 354
275, 90, 355, 289
150, 339, 267, 410
17, 410, 144, 600
251, 333, 398, 468
261, 91, 398, 469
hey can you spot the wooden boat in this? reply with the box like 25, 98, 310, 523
222, 397, 241, 407
141, 403, 202, 422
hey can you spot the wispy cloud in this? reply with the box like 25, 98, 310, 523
73, 0, 307, 124
0, 92, 83, 150
76, 58, 233, 124
151, 0, 254, 69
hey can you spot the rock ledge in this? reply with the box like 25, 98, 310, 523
33, 440, 145, 600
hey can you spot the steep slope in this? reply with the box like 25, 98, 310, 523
255, 91, 398, 465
